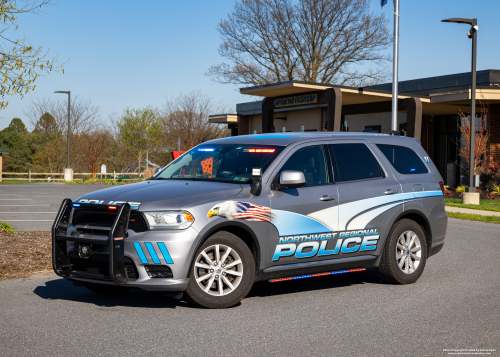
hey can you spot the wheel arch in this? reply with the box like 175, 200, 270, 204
188, 221, 261, 278
391, 209, 433, 255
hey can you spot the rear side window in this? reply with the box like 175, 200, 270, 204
376, 144, 429, 175
329, 143, 382, 182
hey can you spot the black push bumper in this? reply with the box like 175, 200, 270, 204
52, 199, 132, 284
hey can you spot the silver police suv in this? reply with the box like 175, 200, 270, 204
52, 133, 447, 308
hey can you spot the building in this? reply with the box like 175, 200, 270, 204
209, 69, 500, 187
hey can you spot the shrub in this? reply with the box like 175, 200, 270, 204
456, 185, 466, 193
0, 221, 16, 233
486, 193, 500, 200
491, 184, 500, 196
444, 189, 454, 197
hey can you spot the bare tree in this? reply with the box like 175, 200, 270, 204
162, 91, 230, 151
207, 0, 391, 86
24, 96, 101, 134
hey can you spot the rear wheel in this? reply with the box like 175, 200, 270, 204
84, 284, 131, 295
378, 219, 428, 284
185, 231, 255, 309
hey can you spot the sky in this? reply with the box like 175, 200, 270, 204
0, 0, 499, 130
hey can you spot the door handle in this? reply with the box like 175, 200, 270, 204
384, 189, 398, 195
320, 195, 335, 201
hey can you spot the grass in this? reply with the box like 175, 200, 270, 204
447, 211, 500, 224
445, 198, 500, 212
0, 221, 16, 233
0, 180, 59, 184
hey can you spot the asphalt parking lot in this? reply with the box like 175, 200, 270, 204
0, 218, 498, 356
0, 183, 113, 231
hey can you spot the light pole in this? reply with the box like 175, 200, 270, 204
442, 18, 478, 195
54, 90, 72, 181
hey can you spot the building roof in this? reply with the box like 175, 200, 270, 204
366, 69, 500, 96
0, 147, 9, 153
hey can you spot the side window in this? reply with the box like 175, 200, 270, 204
376, 144, 429, 174
329, 143, 382, 182
277, 145, 329, 186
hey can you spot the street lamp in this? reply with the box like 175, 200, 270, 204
54, 90, 72, 181
442, 18, 478, 194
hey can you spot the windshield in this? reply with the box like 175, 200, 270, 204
155, 144, 284, 183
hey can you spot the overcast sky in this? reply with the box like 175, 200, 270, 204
1, 0, 498, 130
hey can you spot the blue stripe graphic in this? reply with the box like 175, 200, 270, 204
145, 242, 161, 264
157, 242, 174, 264
133, 242, 148, 264
412, 190, 443, 198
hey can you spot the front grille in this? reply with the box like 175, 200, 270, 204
129, 211, 148, 232
72, 209, 148, 232
69, 256, 138, 280
70, 256, 110, 276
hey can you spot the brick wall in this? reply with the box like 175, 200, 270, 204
238, 115, 250, 136
489, 104, 500, 164
420, 115, 435, 161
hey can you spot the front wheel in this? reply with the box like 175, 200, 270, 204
185, 231, 255, 308
378, 219, 428, 284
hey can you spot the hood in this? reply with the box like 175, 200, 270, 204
77, 180, 243, 211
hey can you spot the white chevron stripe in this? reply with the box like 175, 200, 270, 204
346, 202, 403, 230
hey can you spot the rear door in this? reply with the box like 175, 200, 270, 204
326, 140, 403, 258
269, 142, 339, 266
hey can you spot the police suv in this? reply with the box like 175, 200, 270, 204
52, 133, 448, 308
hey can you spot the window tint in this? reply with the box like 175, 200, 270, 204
329, 144, 382, 182
277, 145, 328, 186
376, 144, 429, 174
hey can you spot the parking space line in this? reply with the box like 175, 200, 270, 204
1, 212, 58, 213
7, 220, 53, 221
0, 205, 50, 206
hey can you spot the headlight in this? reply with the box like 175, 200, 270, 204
143, 211, 195, 230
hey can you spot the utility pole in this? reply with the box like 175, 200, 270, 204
54, 90, 72, 181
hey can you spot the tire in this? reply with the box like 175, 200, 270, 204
84, 284, 131, 295
378, 219, 428, 284
185, 231, 255, 309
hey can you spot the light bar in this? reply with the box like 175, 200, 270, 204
248, 148, 275, 153
198, 148, 214, 152
269, 268, 366, 283
109, 206, 117, 210
72, 204, 80, 207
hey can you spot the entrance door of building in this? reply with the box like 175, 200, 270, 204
435, 115, 460, 187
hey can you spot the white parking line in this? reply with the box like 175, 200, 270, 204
0, 199, 32, 200
6, 220, 53, 221
1, 212, 58, 213
0, 205, 50, 206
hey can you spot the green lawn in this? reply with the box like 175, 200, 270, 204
447, 211, 500, 224
445, 198, 500, 212
0, 180, 59, 184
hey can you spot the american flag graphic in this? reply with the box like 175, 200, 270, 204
233, 202, 272, 223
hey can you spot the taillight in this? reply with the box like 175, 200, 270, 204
439, 181, 445, 194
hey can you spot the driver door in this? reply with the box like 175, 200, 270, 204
269, 142, 339, 266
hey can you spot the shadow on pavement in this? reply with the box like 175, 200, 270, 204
33, 278, 196, 309
33, 269, 381, 308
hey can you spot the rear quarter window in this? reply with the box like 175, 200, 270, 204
376, 144, 429, 175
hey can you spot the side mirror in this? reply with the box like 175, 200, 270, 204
275, 170, 306, 190
154, 166, 162, 175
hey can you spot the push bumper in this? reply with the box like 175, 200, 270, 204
52, 199, 195, 292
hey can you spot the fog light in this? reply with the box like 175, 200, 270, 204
144, 265, 173, 278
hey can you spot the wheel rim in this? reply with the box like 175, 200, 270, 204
396, 230, 422, 274
193, 244, 243, 296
